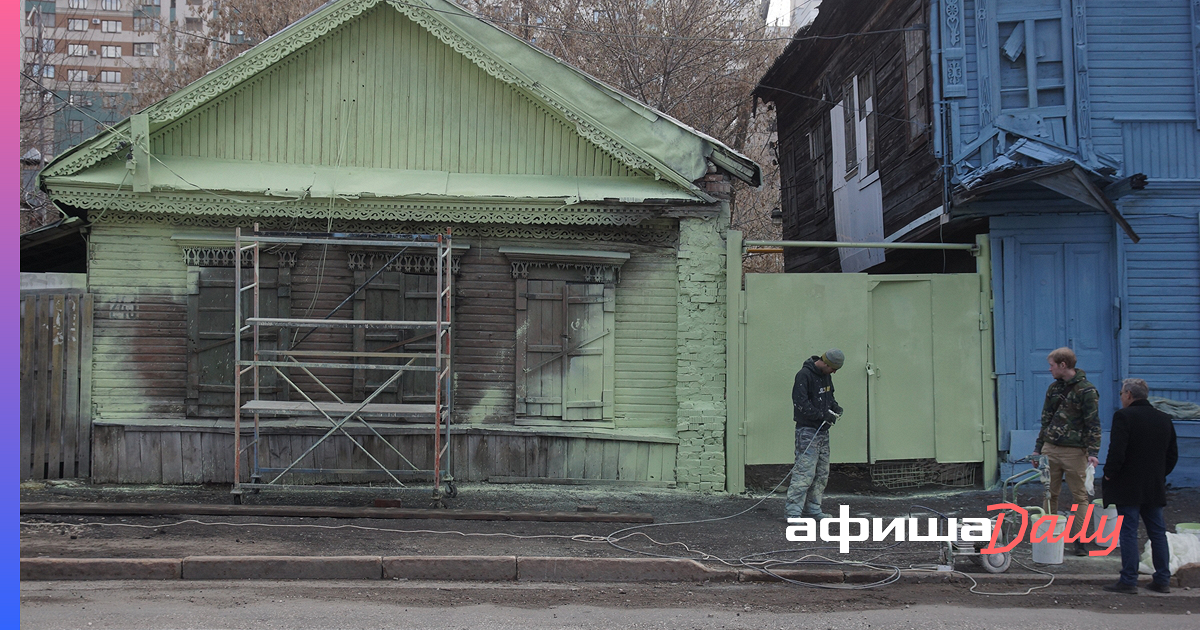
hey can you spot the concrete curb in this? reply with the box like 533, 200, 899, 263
18, 556, 1183, 588
517, 557, 737, 582
182, 556, 383, 580
21, 558, 182, 581
384, 556, 517, 581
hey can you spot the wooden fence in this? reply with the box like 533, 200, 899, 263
20, 293, 93, 480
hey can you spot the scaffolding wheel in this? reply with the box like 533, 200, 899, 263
444, 482, 458, 499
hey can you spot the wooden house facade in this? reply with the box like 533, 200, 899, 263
36, 0, 759, 490
758, 0, 1200, 485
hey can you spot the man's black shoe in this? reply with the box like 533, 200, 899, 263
1148, 582, 1171, 594
1073, 543, 1089, 557
1102, 581, 1138, 594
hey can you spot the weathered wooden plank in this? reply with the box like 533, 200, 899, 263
468, 433, 489, 482
199, 432, 223, 483
633, 442, 650, 482
61, 295, 81, 478
141, 431, 164, 484
449, 433, 469, 481
617, 440, 638, 481
545, 437, 567, 479
31, 296, 51, 480
180, 432, 204, 483
601, 440, 621, 480
90, 424, 121, 484
50, 294, 73, 478
565, 437, 586, 479
583, 439, 603, 480
19, 296, 36, 480
122, 430, 143, 484
160, 431, 184, 484
646, 444, 665, 483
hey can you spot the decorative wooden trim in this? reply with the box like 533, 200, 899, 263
940, 0, 967, 98
94, 210, 680, 246
975, 0, 993, 129
346, 251, 462, 275
499, 246, 629, 284
1071, 0, 1092, 159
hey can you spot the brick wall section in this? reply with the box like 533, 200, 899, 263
674, 168, 733, 491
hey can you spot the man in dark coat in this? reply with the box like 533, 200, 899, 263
1101, 378, 1179, 594
785, 349, 844, 519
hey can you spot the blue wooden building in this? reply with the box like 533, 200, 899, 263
758, 0, 1199, 485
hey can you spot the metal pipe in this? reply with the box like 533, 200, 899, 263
744, 239, 976, 251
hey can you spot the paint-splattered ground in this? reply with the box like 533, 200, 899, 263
19, 480, 1200, 577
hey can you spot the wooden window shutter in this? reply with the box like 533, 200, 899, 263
186, 264, 284, 418
355, 270, 437, 407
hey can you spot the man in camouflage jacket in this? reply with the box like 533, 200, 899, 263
1032, 347, 1101, 556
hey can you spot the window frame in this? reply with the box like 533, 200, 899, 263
501, 247, 625, 426
184, 250, 292, 420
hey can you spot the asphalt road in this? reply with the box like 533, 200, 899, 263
20, 580, 1198, 630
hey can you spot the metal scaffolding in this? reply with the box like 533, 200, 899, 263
232, 226, 455, 503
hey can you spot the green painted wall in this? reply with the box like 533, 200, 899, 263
85, 218, 680, 434
151, 5, 637, 178
86, 221, 190, 422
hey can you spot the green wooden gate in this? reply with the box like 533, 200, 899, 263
725, 234, 998, 492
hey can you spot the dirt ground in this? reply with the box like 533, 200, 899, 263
19, 478, 1200, 570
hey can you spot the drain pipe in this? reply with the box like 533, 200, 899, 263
744, 240, 977, 253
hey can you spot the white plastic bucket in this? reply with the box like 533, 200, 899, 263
1031, 515, 1067, 564
1092, 499, 1119, 541
1177, 522, 1200, 541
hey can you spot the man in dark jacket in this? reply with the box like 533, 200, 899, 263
785, 349, 844, 519
1101, 378, 1179, 594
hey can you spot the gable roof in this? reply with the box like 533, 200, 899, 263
42, 0, 759, 213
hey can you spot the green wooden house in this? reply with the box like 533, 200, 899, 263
37, 0, 759, 491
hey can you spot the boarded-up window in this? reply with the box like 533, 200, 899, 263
354, 271, 436, 406
903, 17, 929, 145
843, 79, 858, 175
515, 280, 610, 422
187, 264, 285, 418
858, 69, 877, 174
996, 0, 1074, 146
808, 123, 828, 211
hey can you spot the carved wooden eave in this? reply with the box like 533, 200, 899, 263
499, 246, 630, 284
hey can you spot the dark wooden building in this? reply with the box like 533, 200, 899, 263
757, 0, 979, 274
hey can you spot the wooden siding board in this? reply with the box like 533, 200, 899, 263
150, 5, 632, 178
1122, 212, 1200, 388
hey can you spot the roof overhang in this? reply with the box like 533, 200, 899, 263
953, 140, 1142, 243
42, 156, 706, 206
